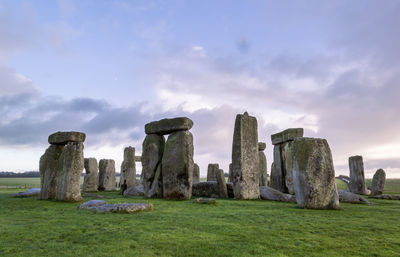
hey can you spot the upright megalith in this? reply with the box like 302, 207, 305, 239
207, 164, 219, 182
216, 169, 228, 198
56, 142, 84, 202
371, 169, 386, 196
349, 156, 368, 195
120, 147, 136, 194
231, 112, 260, 199
39, 145, 64, 200
40, 131, 85, 202
162, 130, 194, 200
270, 128, 303, 194
193, 163, 200, 184
142, 134, 165, 198
98, 159, 116, 191
258, 142, 268, 186
83, 158, 98, 192
228, 163, 233, 183
292, 138, 339, 209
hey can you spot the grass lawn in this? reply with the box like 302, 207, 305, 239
0, 179, 399, 256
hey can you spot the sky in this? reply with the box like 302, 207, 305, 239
1, 0, 400, 178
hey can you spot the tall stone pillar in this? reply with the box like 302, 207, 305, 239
120, 147, 136, 194
207, 163, 219, 181
193, 163, 200, 184
83, 158, 98, 192
258, 142, 268, 186
98, 159, 116, 191
142, 134, 165, 198
348, 156, 368, 195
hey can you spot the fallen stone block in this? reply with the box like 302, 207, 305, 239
338, 190, 371, 204
123, 184, 145, 196
78, 200, 153, 213
259, 186, 296, 203
12, 188, 41, 198
192, 198, 217, 204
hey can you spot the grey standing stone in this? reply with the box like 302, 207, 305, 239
292, 138, 339, 209
48, 131, 86, 145
228, 163, 233, 183
120, 147, 136, 194
193, 163, 200, 184
207, 163, 219, 181
98, 159, 116, 191
371, 169, 386, 196
258, 144, 268, 187
270, 145, 286, 192
192, 181, 219, 197
142, 134, 165, 198
39, 144, 64, 200
145, 117, 193, 135
349, 156, 368, 195
271, 128, 304, 145
216, 169, 228, 198
83, 158, 98, 192
56, 142, 84, 202
231, 112, 260, 199
162, 130, 194, 200
282, 141, 295, 194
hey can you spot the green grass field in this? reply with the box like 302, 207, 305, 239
0, 179, 399, 256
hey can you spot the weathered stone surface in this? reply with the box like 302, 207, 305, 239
78, 200, 153, 213
216, 169, 228, 198
145, 117, 193, 135
162, 130, 194, 200
207, 163, 219, 181
231, 112, 260, 199
13, 188, 41, 198
282, 141, 295, 194
123, 184, 145, 196
259, 150, 268, 186
338, 190, 371, 204
98, 159, 116, 191
349, 156, 368, 195
192, 181, 219, 197
56, 142, 84, 202
120, 147, 136, 194
48, 131, 86, 145
192, 198, 217, 204
228, 163, 233, 183
142, 134, 165, 198
371, 169, 386, 196
292, 138, 340, 209
258, 142, 266, 151
83, 158, 98, 192
226, 182, 234, 198
39, 144, 64, 200
370, 194, 400, 200
134, 156, 141, 162
193, 163, 200, 184
259, 186, 296, 202
271, 128, 303, 145
270, 145, 286, 192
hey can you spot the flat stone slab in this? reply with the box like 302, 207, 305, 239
370, 194, 400, 200
12, 188, 40, 198
338, 190, 371, 204
259, 186, 296, 203
192, 198, 217, 204
78, 200, 153, 213
145, 117, 193, 135
48, 131, 86, 145
271, 128, 303, 145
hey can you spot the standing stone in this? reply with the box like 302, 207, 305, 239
193, 163, 200, 184
98, 159, 116, 191
371, 169, 386, 196
258, 142, 268, 186
120, 147, 136, 194
207, 164, 219, 182
292, 138, 339, 209
228, 163, 234, 183
349, 156, 368, 195
162, 130, 194, 200
216, 169, 228, 198
270, 145, 286, 192
39, 145, 64, 200
83, 158, 98, 192
231, 112, 260, 199
142, 134, 165, 198
56, 142, 84, 202
282, 141, 295, 194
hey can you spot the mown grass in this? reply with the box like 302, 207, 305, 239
0, 179, 400, 256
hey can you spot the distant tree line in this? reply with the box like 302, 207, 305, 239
0, 171, 40, 178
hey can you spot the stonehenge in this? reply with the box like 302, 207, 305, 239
207, 163, 219, 181
142, 117, 194, 200
259, 186, 296, 203
193, 163, 200, 183
39, 131, 85, 202
98, 159, 116, 191
119, 147, 136, 194
231, 112, 260, 199
83, 158, 98, 192
270, 128, 303, 194
349, 156, 369, 195
371, 169, 386, 196
258, 142, 268, 186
